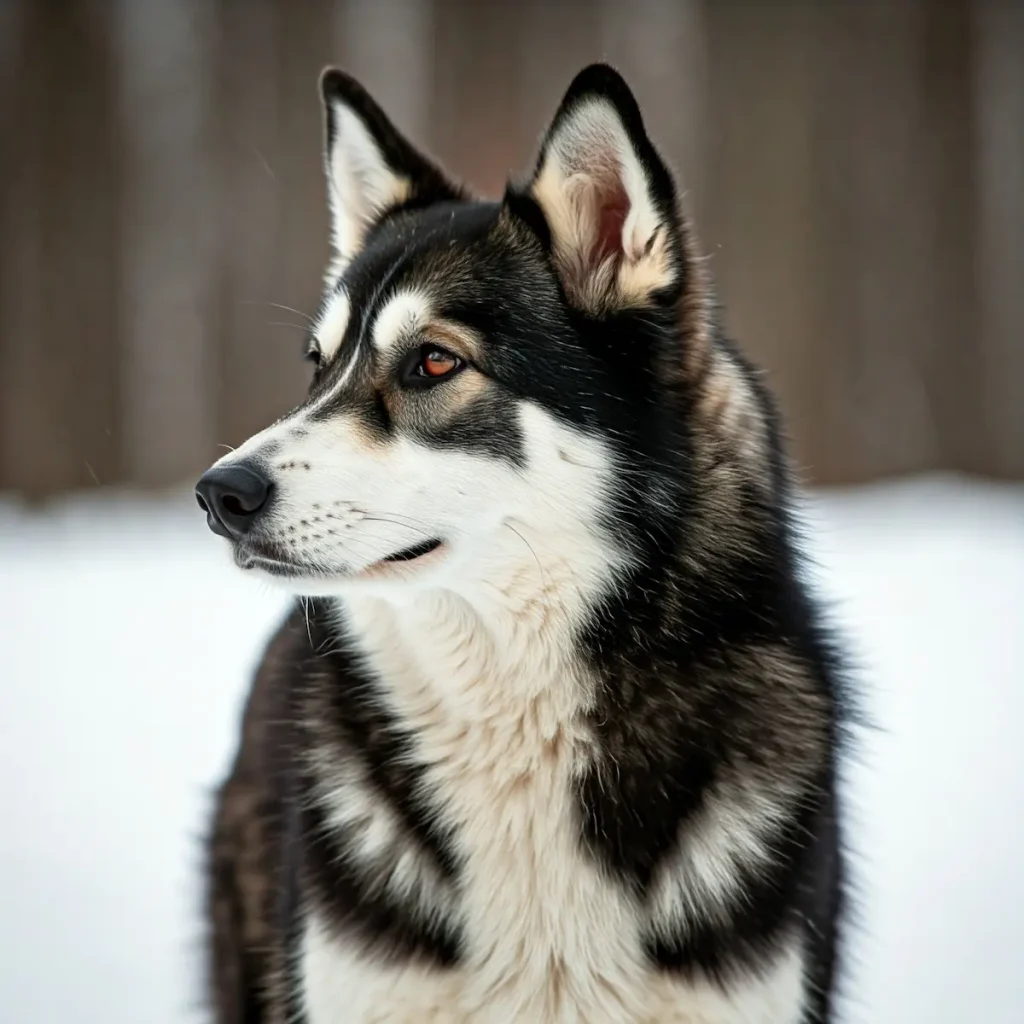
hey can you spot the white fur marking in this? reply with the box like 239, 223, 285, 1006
325, 102, 411, 270
313, 290, 351, 362
311, 750, 459, 924
302, 909, 808, 1023
371, 289, 431, 353
647, 782, 791, 936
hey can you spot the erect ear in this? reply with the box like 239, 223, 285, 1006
514, 64, 686, 314
319, 69, 463, 274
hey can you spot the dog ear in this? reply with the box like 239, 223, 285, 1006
513, 64, 686, 314
319, 69, 462, 274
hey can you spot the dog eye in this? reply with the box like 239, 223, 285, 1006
402, 345, 465, 387
421, 349, 460, 377
305, 348, 323, 370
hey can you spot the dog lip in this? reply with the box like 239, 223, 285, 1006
233, 539, 308, 575
234, 548, 289, 573
236, 548, 338, 580
232, 537, 446, 581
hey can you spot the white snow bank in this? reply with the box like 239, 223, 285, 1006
1, 474, 1022, 1023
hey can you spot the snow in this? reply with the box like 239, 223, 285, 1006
1, 474, 1022, 1023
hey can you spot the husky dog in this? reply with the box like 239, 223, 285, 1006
198, 64, 846, 1024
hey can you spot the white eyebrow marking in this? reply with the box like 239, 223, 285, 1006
304, 287, 429, 421
371, 289, 431, 353
306, 340, 363, 419
313, 290, 351, 361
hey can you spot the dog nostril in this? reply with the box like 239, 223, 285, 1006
196, 493, 210, 514
222, 494, 245, 517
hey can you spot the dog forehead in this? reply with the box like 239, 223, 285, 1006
310, 200, 560, 402
350, 203, 522, 308
345, 200, 500, 287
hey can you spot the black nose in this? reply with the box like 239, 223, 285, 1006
195, 463, 272, 540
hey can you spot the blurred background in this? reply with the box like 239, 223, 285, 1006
1, 2, 1022, 1024
3, 0, 1023, 495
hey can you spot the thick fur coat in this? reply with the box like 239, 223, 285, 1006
200, 64, 847, 1024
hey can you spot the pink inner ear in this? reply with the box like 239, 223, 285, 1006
593, 176, 630, 267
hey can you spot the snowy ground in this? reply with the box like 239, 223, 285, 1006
1, 474, 1022, 1024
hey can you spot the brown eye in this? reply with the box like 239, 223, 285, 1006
422, 349, 459, 377
402, 345, 465, 387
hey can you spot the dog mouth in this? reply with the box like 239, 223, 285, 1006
380, 538, 443, 563
234, 536, 446, 579
356, 537, 447, 579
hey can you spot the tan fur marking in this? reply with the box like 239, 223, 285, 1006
424, 319, 485, 364
380, 368, 489, 430
677, 221, 715, 363
532, 159, 678, 312
617, 228, 679, 307
697, 346, 769, 472
340, 410, 389, 452
379, 319, 489, 427
433, 369, 490, 416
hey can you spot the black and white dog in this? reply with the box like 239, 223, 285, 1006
199, 63, 847, 1024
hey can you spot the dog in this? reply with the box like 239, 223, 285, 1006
197, 63, 848, 1024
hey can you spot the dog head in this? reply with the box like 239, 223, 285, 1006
196, 64, 710, 606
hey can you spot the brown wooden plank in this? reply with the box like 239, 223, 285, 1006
1, 1, 123, 498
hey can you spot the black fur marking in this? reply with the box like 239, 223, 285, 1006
280, 718, 309, 1024
305, 606, 461, 881
290, 604, 464, 966
300, 787, 462, 966
501, 183, 553, 254
414, 389, 527, 467
320, 67, 464, 214
646, 815, 841, 1024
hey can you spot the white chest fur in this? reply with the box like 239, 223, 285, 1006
299, 578, 808, 1024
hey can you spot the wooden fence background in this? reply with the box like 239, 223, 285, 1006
1, 0, 1022, 498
